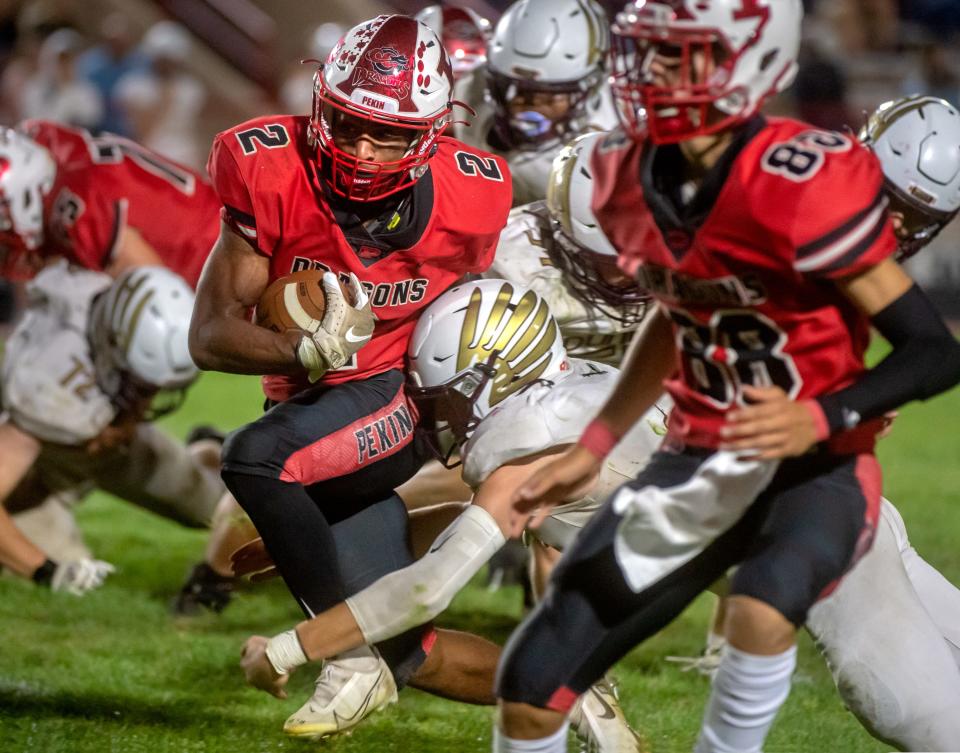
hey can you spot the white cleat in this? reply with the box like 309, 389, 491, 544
570, 677, 647, 752
283, 649, 398, 739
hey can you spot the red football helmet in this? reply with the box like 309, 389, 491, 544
0, 128, 56, 279
415, 5, 490, 80
610, 0, 802, 144
310, 14, 455, 202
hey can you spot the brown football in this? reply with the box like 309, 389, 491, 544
255, 269, 328, 334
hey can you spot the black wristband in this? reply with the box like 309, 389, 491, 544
32, 558, 57, 586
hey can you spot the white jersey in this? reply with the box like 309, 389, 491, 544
2, 261, 115, 444
484, 204, 634, 366
462, 358, 669, 549
453, 70, 618, 205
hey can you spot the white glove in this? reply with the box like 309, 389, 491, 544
50, 558, 116, 595
297, 272, 375, 378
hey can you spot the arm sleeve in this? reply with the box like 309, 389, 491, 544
814, 284, 960, 433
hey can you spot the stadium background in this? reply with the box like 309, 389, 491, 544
0, 1, 959, 751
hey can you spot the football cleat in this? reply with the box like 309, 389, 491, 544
172, 562, 235, 616
283, 649, 398, 739
570, 677, 647, 752
665, 641, 725, 679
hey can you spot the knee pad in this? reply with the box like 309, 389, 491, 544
221, 421, 282, 478
732, 540, 850, 626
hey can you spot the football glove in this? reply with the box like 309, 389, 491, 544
50, 558, 116, 595
296, 272, 375, 378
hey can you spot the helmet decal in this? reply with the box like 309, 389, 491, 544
458, 282, 559, 406
353, 46, 414, 99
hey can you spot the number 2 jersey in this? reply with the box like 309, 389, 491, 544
208, 115, 512, 401
591, 117, 898, 449
21, 119, 220, 287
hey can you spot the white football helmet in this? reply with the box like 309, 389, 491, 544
0, 128, 57, 278
486, 0, 610, 148
89, 266, 198, 418
860, 95, 960, 259
408, 279, 568, 466
312, 14, 455, 201
414, 5, 490, 80
611, 0, 802, 143
545, 131, 649, 324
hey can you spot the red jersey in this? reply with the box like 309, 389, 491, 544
208, 115, 512, 401
591, 118, 897, 449
22, 119, 220, 287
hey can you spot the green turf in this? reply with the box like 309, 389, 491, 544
1, 366, 955, 753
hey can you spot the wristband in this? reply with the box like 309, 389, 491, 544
32, 559, 57, 586
265, 629, 308, 675
578, 418, 620, 460
801, 399, 831, 442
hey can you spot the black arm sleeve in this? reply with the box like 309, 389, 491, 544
816, 284, 960, 433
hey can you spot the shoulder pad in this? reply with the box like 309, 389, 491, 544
462, 360, 617, 486
2, 327, 114, 444
25, 261, 111, 332
743, 118, 896, 278
432, 137, 513, 234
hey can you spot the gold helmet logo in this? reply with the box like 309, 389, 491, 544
458, 282, 559, 406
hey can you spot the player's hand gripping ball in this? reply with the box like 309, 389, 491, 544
255, 269, 375, 376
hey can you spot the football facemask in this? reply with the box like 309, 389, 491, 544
407, 352, 499, 468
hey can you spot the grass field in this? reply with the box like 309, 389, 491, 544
1, 364, 957, 753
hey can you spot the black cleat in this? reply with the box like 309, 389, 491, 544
172, 562, 236, 616
184, 425, 227, 447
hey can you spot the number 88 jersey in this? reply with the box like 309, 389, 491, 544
591, 118, 898, 449
20, 119, 221, 287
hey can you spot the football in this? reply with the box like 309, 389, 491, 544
255, 269, 328, 334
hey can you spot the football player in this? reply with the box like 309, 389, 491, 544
0, 121, 256, 612
394, 129, 649, 593
494, 3, 960, 753
0, 264, 244, 601
669, 94, 960, 751
0, 120, 220, 284
233, 279, 658, 752
188, 14, 513, 739
453, 0, 617, 205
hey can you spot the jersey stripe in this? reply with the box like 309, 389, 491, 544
224, 204, 258, 239
794, 191, 888, 273
103, 198, 128, 266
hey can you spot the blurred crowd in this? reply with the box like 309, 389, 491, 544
0, 0, 957, 321
0, 0, 957, 170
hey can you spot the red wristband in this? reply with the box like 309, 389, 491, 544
802, 399, 830, 442
578, 418, 620, 460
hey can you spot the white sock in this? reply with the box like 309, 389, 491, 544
694, 645, 797, 753
493, 721, 569, 753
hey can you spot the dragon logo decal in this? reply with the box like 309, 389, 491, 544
352, 46, 413, 98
